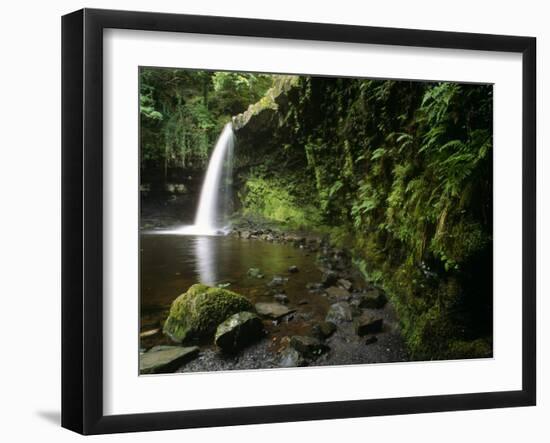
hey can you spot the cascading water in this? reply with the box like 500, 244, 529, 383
194, 123, 234, 231
175, 123, 234, 236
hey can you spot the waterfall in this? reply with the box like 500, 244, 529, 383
175, 123, 234, 236
194, 123, 234, 231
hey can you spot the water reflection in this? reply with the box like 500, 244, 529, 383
140, 234, 330, 344
194, 236, 217, 285
140, 233, 326, 312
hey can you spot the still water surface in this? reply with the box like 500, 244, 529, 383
140, 234, 329, 347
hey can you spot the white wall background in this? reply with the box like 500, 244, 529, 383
0, 0, 547, 441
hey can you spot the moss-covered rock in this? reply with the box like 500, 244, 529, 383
232, 76, 299, 135
163, 284, 253, 343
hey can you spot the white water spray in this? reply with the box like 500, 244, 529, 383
175, 123, 234, 236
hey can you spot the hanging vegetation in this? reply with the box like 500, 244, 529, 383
234, 76, 493, 359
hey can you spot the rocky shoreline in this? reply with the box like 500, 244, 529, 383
139, 219, 409, 374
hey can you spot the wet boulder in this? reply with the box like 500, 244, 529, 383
139, 328, 160, 339
312, 321, 337, 339
298, 312, 314, 322
306, 282, 324, 292
288, 265, 299, 273
325, 286, 351, 302
355, 313, 384, 336
279, 347, 307, 367
325, 302, 353, 323
139, 345, 199, 374
337, 279, 353, 291
268, 275, 288, 287
247, 267, 264, 279
255, 302, 296, 320
273, 293, 289, 304
358, 288, 388, 309
290, 335, 330, 359
321, 270, 338, 287
163, 284, 253, 343
214, 311, 264, 353
365, 335, 378, 345
262, 233, 275, 242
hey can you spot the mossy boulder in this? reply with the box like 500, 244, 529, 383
163, 284, 253, 343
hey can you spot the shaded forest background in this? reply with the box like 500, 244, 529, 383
140, 69, 273, 189
140, 67, 493, 360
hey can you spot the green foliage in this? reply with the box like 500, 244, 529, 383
236, 76, 493, 360
241, 174, 323, 229
139, 68, 273, 180
211, 72, 273, 114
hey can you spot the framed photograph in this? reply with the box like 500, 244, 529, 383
61, 8, 536, 435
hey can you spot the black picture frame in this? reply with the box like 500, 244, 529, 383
61, 8, 536, 435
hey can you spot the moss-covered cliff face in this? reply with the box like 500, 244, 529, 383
233, 76, 493, 360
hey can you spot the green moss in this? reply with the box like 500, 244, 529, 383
353, 241, 493, 360
241, 176, 322, 229
163, 284, 253, 343
446, 338, 493, 359
233, 76, 299, 130
233, 76, 493, 361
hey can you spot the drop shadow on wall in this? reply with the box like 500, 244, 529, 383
36, 410, 60, 426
